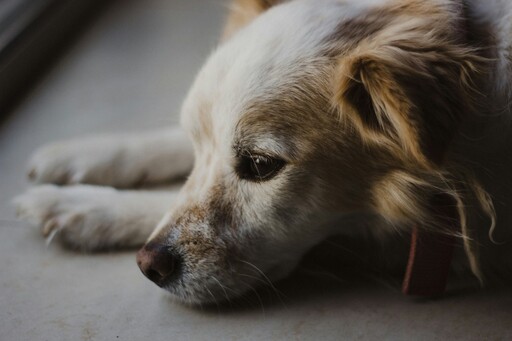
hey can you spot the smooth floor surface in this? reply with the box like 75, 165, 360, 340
1, 1, 511, 340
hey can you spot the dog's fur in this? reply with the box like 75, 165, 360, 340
15, 0, 512, 304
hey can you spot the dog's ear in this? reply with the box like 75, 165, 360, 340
222, 0, 285, 41
333, 16, 484, 166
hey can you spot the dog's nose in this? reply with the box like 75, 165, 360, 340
136, 242, 180, 287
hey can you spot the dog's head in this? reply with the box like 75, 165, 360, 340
137, 0, 492, 304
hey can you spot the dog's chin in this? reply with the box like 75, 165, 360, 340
162, 281, 251, 307
160, 280, 241, 306
160, 260, 300, 307
163, 289, 227, 307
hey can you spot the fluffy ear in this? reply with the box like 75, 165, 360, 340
334, 17, 484, 166
222, 0, 285, 40
372, 169, 494, 282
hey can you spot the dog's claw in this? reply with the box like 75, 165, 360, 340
69, 171, 84, 184
42, 218, 59, 237
27, 168, 36, 181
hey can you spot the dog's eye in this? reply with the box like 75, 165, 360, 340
237, 153, 285, 181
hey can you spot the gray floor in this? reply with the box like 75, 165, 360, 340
1, 1, 511, 340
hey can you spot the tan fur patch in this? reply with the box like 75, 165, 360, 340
221, 0, 286, 40
326, 0, 495, 280
332, 0, 486, 167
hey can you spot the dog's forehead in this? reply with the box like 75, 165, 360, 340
181, 0, 383, 149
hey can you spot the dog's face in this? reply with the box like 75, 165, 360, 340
138, 0, 487, 304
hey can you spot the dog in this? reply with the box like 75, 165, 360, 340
15, 0, 512, 304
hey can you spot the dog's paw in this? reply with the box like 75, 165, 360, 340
14, 185, 129, 250
27, 137, 133, 187
26, 131, 193, 188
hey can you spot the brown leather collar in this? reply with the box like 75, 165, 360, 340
402, 227, 456, 296
402, 194, 459, 296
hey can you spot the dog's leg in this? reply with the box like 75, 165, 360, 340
27, 127, 193, 188
14, 184, 177, 250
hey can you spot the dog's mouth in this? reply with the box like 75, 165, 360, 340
136, 242, 240, 304
136, 240, 292, 305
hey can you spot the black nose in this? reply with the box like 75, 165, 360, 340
136, 242, 180, 287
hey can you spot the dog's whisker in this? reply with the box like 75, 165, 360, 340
240, 280, 266, 316
238, 260, 278, 291
238, 272, 275, 296
211, 276, 232, 305
205, 287, 221, 312
237, 264, 288, 307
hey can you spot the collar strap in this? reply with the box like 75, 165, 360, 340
402, 227, 456, 296
402, 194, 458, 296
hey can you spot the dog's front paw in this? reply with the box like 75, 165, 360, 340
26, 131, 193, 188
14, 185, 127, 250
27, 138, 129, 187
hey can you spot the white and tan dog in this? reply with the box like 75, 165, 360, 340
15, 0, 512, 304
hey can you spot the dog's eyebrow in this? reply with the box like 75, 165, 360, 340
233, 135, 298, 161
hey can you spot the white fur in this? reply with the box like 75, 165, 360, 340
28, 127, 193, 187
15, 184, 178, 250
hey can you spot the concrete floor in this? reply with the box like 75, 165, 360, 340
1, 0, 511, 340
